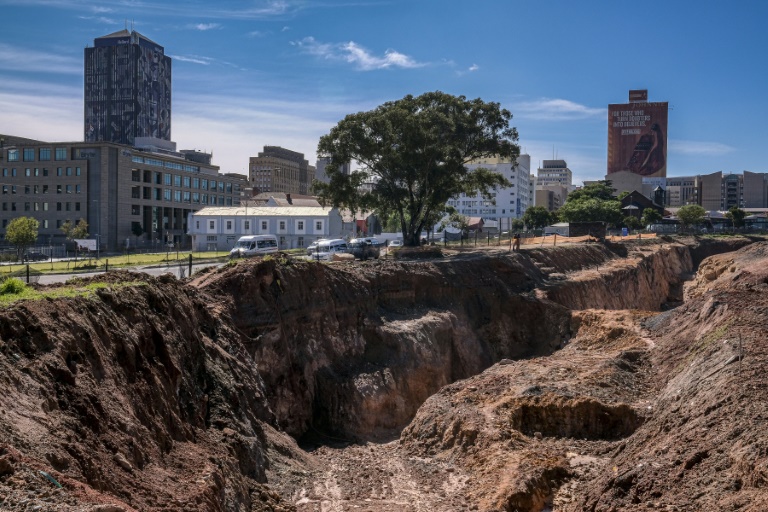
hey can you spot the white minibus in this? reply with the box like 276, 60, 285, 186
229, 235, 279, 258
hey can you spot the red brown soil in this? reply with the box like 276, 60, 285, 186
1, 237, 767, 511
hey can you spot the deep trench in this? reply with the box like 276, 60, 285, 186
275, 242, 720, 447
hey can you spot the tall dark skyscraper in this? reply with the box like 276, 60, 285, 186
84, 30, 172, 146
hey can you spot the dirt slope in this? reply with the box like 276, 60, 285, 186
0, 237, 765, 511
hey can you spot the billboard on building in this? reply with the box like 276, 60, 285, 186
607, 101, 668, 178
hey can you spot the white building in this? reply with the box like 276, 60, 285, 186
444, 154, 531, 232
187, 206, 342, 252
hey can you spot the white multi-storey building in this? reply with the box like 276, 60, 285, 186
445, 154, 531, 232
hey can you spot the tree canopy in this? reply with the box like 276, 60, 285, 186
60, 219, 89, 241
566, 181, 616, 203
676, 204, 706, 230
727, 206, 746, 229
6, 217, 39, 260
556, 181, 623, 225
314, 91, 520, 246
641, 207, 663, 227
522, 206, 554, 229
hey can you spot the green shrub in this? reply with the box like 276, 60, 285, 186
0, 278, 27, 295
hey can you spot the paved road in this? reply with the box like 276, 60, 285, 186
34, 262, 223, 285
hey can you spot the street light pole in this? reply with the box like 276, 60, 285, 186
92, 199, 101, 260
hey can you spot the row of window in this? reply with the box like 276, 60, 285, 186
2, 184, 82, 194
130, 187, 236, 206
1, 218, 70, 229
197, 219, 324, 231
2, 167, 82, 177
131, 169, 237, 192
6, 147, 68, 162
1, 202, 81, 212
132, 156, 200, 174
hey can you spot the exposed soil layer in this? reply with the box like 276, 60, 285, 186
0, 236, 765, 511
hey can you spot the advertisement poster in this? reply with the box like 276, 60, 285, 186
607, 102, 668, 178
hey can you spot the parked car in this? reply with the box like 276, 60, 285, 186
310, 239, 349, 261
388, 239, 403, 248
23, 251, 48, 262
348, 238, 381, 260
229, 235, 279, 258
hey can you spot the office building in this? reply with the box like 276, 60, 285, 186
446, 154, 531, 231
0, 135, 245, 252
249, 146, 316, 196
84, 30, 172, 146
314, 157, 351, 185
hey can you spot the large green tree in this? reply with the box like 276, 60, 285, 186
522, 206, 554, 229
641, 208, 663, 227
566, 181, 617, 203
314, 91, 520, 246
676, 204, 707, 231
6, 216, 39, 260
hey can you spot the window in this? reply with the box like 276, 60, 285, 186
34, 168, 40, 176
66, 167, 72, 176
42, 220, 48, 229
174, 175, 181, 187
11, 168, 16, 177
210, 180, 217, 190
43, 185, 48, 194
183, 191, 190, 202
297, 220, 304, 230
261, 220, 268, 231
25, 168, 31, 177
174, 191, 181, 202
164, 173, 171, 185
209, 220, 215, 230
23, 148, 34, 161
24, 202, 30, 211
183, 176, 191, 188
39, 148, 51, 161
131, 205, 140, 215
193, 178, 200, 189
298, 237, 304, 248
164, 189, 171, 201
55, 148, 66, 160
65, 202, 71, 211
226, 220, 232, 230
1, 169, 6, 177
75, 185, 81, 194
7, 149, 18, 161
1, 186, 6, 195
76, 167, 81, 176
43, 168, 48, 177
1, 203, 5, 211
316, 221, 323, 231
57, 202, 62, 211
279, 220, 286, 230
192, 193, 199, 203
244, 220, 250, 230
201, 194, 207, 204
57, 168, 63, 176
155, 172, 162, 185
66, 185, 73, 194
57, 185, 62, 194
154, 188, 161, 200
196, 221, 200, 229
132, 170, 140, 182
10, 203, 16, 211
24, 185, 30, 194
75, 202, 80, 211
201, 179, 208, 190
43, 203, 48, 211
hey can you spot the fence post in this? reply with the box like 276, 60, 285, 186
26, 264, 30, 284
554, 233, 557, 247
106, 259, 108, 272
188, 254, 193, 277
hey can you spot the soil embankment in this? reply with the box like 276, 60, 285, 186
0, 236, 765, 511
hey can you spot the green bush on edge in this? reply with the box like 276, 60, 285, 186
0, 277, 27, 295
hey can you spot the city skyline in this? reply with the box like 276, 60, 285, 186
1, 0, 766, 185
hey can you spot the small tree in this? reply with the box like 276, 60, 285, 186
131, 222, 144, 249
641, 208, 663, 227
676, 204, 706, 232
441, 212, 470, 238
623, 216, 643, 230
726, 206, 746, 230
61, 218, 89, 260
522, 206, 554, 230
6, 217, 39, 261
511, 218, 525, 231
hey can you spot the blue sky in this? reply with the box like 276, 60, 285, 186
0, 0, 766, 185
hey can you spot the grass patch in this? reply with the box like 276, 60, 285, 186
0, 280, 147, 307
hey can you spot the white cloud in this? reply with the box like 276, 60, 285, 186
514, 98, 605, 121
189, 23, 221, 31
0, 43, 81, 75
468, 64, 479, 72
294, 37, 425, 71
170, 54, 215, 65
669, 139, 736, 156
78, 15, 119, 24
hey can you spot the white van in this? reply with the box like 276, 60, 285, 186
310, 239, 348, 261
229, 235, 279, 258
